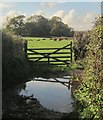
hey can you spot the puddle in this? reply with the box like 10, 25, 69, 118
19, 76, 74, 113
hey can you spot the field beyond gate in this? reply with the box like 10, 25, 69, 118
24, 37, 73, 65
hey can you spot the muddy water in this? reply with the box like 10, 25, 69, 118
19, 76, 74, 113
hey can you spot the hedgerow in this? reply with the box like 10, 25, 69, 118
74, 25, 103, 119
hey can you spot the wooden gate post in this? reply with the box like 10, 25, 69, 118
70, 41, 72, 62
24, 40, 27, 59
70, 41, 75, 82
47, 55, 50, 64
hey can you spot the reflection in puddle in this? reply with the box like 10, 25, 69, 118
19, 77, 74, 113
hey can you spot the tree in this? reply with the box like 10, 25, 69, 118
23, 22, 37, 37
49, 16, 73, 37
5, 15, 74, 37
26, 15, 50, 37
6, 15, 26, 36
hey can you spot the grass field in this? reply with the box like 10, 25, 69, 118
23, 37, 73, 65
23, 37, 72, 48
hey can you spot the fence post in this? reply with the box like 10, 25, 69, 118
48, 55, 50, 64
24, 40, 27, 59
70, 41, 72, 62
70, 41, 75, 82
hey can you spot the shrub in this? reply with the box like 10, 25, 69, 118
74, 25, 103, 119
2, 31, 31, 89
73, 31, 90, 60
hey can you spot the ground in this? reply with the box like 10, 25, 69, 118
2, 79, 78, 120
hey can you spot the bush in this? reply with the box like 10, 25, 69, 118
2, 31, 31, 89
73, 31, 90, 60
74, 25, 103, 119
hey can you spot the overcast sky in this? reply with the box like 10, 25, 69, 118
0, 1, 101, 30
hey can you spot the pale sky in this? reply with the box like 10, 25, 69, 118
0, 1, 102, 31
1, 0, 102, 2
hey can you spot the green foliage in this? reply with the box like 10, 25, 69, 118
49, 16, 74, 37
74, 22, 103, 119
93, 16, 103, 27
6, 15, 25, 35
69, 60, 84, 70
5, 15, 74, 37
73, 31, 90, 60
2, 31, 31, 89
